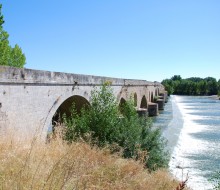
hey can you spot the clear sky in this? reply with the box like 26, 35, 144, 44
1, 0, 220, 82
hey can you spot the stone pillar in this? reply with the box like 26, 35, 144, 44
136, 108, 148, 117
156, 99, 164, 110
148, 103, 159, 116
164, 91, 168, 103
158, 91, 170, 110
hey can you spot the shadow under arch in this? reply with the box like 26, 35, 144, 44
134, 93, 137, 107
155, 88, 158, 96
151, 92, 154, 102
119, 97, 126, 113
140, 95, 147, 108
52, 95, 90, 125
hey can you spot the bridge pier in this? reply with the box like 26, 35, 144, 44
136, 108, 148, 117
147, 103, 159, 116
156, 96, 165, 110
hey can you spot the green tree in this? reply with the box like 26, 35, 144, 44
163, 75, 219, 96
63, 84, 169, 171
161, 79, 174, 95
63, 84, 120, 146
173, 80, 181, 94
218, 79, 220, 96
186, 77, 203, 83
0, 4, 26, 67
0, 4, 4, 26
0, 29, 10, 65
171, 75, 182, 81
198, 80, 208, 95
204, 78, 218, 95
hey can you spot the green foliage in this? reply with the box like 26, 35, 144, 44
217, 79, 220, 97
0, 4, 26, 68
140, 122, 169, 170
171, 75, 182, 81
63, 84, 169, 171
0, 4, 4, 26
210, 171, 220, 190
63, 84, 119, 147
153, 96, 158, 102
161, 79, 174, 96
162, 75, 219, 96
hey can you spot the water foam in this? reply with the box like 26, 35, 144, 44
168, 96, 217, 190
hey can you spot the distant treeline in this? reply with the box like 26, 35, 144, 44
162, 75, 220, 96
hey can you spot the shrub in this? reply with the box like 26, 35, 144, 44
120, 99, 169, 170
63, 84, 119, 146
210, 171, 220, 190
153, 96, 159, 102
63, 84, 169, 171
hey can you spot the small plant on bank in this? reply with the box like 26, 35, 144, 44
210, 171, 220, 190
63, 84, 169, 171
154, 96, 159, 102
218, 91, 220, 99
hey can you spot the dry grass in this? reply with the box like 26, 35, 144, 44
0, 130, 187, 190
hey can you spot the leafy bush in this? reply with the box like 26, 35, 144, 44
210, 171, 220, 190
63, 84, 119, 146
63, 84, 169, 170
153, 96, 159, 102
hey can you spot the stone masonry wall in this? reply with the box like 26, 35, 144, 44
0, 66, 165, 137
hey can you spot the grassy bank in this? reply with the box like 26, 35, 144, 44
0, 131, 185, 190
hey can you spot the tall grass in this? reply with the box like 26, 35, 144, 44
0, 129, 185, 190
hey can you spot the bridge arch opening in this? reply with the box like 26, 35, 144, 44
134, 93, 137, 107
151, 92, 154, 102
52, 95, 90, 125
155, 88, 158, 96
119, 97, 126, 113
140, 95, 147, 108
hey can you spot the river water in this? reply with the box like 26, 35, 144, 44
153, 95, 220, 190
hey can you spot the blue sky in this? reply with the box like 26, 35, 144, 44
1, 0, 220, 82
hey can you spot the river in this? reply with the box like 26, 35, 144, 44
153, 95, 220, 190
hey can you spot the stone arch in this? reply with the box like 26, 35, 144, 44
119, 97, 126, 113
52, 95, 90, 125
140, 95, 147, 108
134, 93, 137, 107
151, 92, 154, 102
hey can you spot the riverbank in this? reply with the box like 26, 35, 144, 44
210, 95, 220, 100
0, 130, 187, 189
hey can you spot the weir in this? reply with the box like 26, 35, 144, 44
0, 66, 167, 136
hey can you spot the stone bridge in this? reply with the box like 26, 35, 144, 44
0, 66, 167, 136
